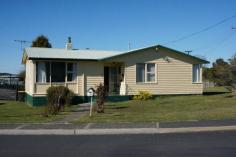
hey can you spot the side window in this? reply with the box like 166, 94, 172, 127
136, 63, 156, 83
136, 63, 145, 83
146, 63, 155, 82
192, 64, 200, 83
67, 63, 77, 82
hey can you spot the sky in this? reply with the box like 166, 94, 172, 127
0, 0, 236, 73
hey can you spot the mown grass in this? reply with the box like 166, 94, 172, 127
0, 101, 77, 123
203, 86, 230, 93
75, 92, 236, 123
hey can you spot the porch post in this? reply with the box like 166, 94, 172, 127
120, 64, 126, 95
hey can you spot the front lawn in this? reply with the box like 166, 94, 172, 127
75, 93, 236, 123
0, 101, 76, 123
203, 86, 230, 93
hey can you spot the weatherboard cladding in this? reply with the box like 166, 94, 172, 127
23, 45, 209, 64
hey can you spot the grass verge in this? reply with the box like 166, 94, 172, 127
0, 101, 78, 123
74, 92, 236, 123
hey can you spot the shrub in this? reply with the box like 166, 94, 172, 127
95, 83, 107, 113
133, 91, 153, 100
45, 86, 74, 115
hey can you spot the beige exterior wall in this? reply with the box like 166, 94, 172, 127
25, 60, 35, 95
107, 48, 203, 95
25, 47, 204, 96
77, 61, 104, 95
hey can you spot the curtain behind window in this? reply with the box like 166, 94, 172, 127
136, 64, 145, 82
192, 64, 200, 82
36, 62, 50, 83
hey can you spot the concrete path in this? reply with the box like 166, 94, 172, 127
49, 103, 90, 124
1, 120, 236, 135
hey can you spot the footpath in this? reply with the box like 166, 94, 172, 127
1, 119, 236, 135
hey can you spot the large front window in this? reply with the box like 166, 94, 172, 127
136, 63, 156, 83
51, 62, 65, 82
36, 61, 77, 83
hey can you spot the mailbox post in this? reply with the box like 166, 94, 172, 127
87, 88, 95, 117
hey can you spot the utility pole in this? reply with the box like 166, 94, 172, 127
14, 40, 31, 50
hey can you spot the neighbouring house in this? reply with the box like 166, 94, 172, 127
22, 39, 209, 106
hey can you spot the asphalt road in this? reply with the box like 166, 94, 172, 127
0, 131, 236, 157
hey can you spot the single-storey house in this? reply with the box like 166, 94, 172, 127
22, 39, 209, 106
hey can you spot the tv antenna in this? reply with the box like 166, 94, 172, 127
14, 40, 32, 50
184, 50, 192, 55
128, 42, 131, 51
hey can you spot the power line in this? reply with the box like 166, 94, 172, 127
192, 29, 235, 52
195, 30, 235, 54
163, 13, 236, 45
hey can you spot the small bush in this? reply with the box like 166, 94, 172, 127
133, 91, 153, 100
45, 86, 74, 115
95, 83, 107, 113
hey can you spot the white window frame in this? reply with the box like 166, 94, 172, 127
192, 64, 201, 83
136, 63, 157, 83
35, 61, 77, 83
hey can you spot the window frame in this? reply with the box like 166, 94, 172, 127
35, 61, 77, 84
66, 62, 77, 82
136, 63, 157, 83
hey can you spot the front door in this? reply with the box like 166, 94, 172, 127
104, 66, 120, 95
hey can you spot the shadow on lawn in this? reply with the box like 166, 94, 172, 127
203, 91, 230, 96
0, 101, 7, 105
110, 106, 129, 110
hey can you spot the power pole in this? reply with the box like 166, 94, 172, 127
14, 40, 31, 50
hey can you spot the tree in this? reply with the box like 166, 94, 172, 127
228, 54, 236, 96
31, 35, 52, 48
211, 58, 231, 86
202, 67, 213, 81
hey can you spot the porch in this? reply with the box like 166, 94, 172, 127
103, 62, 127, 96
32, 61, 127, 96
